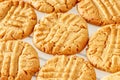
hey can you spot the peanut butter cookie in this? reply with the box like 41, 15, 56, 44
37, 55, 96, 80
33, 13, 88, 55
0, 40, 40, 80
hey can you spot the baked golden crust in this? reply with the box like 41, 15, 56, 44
25, 0, 77, 13
0, 40, 40, 80
0, 0, 37, 41
87, 24, 120, 72
33, 13, 88, 55
101, 72, 120, 80
77, 0, 120, 26
37, 55, 96, 80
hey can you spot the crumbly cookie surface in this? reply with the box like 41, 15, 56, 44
37, 55, 96, 80
0, 0, 37, 41
101, 72, 120, 80
33, 13, 88, 55
77, 0, 120, 25
26, 0, 77, 13
87, 24, 120, 72
0, 40, 40, 80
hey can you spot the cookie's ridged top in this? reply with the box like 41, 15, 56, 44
87, 24, 120, 73
25, 0, 77, 13
101, 72, 120, 80
37, 55, 96, 80
77, 0, 120, 25
33, 13, 88, 55
0, 0, 37, 41
0, 40, 40, 80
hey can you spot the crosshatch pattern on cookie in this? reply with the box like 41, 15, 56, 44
0, 40, 40, 80
77, 0, 120, 25
0, 0, 37, 41
37, 55, 96, 80
26, 0, 77, 13
33, 13, 88, 55
87, 24, 120, 73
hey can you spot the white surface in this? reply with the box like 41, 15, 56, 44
23, 7, 111, 80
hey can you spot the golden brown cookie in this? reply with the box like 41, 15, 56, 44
101, 72, 120, 80
0, 0, 37, 41
37, 55, 96, 80
33, 13, 88, 55
25, 0, 77, 13
77, 0, 120, 26
0, 0, 3, 2
0, 40, 40, 80
87, 24, 120, 73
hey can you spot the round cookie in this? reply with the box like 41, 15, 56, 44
0, 40, 40, 80
25, 0, 77, 13
101, 72, 120, 80
37, 55, 96, 80
87, 24, 120, 73
77, 0, 120, 26
0, 0, 37, 41
33, 13, 88, 55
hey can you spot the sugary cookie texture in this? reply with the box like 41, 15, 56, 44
26, 0, 77, 13
37, 55, 96, 80
33, 13, 88, 55
77, 0, 120, 25
87, 24, 120, 72
101, 72, 120, 80
0, 40, 40, 80
0, 0, 37, 41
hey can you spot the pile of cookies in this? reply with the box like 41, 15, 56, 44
0, 0, 120, 80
